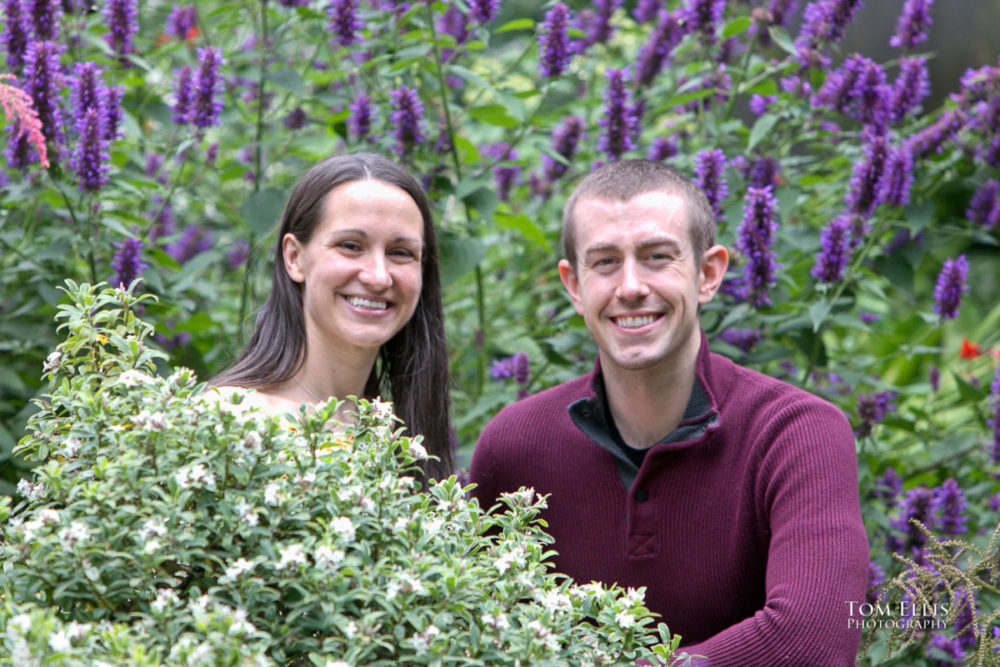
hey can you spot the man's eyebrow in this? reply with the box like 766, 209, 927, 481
637, 237, 683, 252
582, 243, 620, 257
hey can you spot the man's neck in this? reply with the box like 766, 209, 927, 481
600, 339, 701, 450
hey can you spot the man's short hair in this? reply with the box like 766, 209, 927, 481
561, 159, 717, 270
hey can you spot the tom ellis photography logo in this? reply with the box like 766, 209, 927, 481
846, 600, 949, 630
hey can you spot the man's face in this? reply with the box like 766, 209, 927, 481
558, 191, 727, 377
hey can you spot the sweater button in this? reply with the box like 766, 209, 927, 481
635, 489, 649, 502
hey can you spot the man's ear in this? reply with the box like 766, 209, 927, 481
697, 244, 729, 305
282, 233, 306, 284
558, 259, 584, 315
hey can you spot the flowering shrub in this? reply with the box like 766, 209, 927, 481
0, 282, 681, 665
0, 2, 998, 664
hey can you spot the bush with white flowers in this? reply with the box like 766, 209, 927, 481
0, 282, 682, 666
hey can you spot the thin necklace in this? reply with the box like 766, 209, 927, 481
292, 375, 325, 403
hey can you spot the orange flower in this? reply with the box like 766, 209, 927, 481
959, 337, 981, 359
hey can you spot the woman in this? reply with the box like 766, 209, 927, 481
212, 153, 452, 480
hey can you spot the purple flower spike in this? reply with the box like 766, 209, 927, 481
572, 0, 623, 52
111, 237, 146, 289
327, 0, 362, 47
925, 634, 966, 664
636, 10, 684, 88
166, 4, 198, 40
389, 86, 425, 156
227, 238, 250, 271
23, 40, 65, 155
469, 0, 501, 24
71, 108, 110, 192
932, 255, 969, 320
192, 47, 224, 128
988, 365, 1000, 463
490, 356, 514, 380
933, 478, 968, 536
2, 0, 31, 71
633, 0, 662, 23
891, 485, 934, 555
890, 56, 930, 124
598, 67, 639, 161
718, 327, 761, 353
748, 94, 777, 116
967, 179, 1000, 230
685, 0, 725, 44
907, 108, 964, 159
872, 467, 903, 506
747, 156, 781, 190
693, 148, 728, 220
171, 65, 194, 125
846, 131, 889, 217
349, 93, 374, 142
890, 0, 933, 49
70, 62, 106, 125
812, 214, 853, 283
512, 351, 530, 385
881, 143, 914, 208
167, 225, 212, 264
538, 3, 571, 79
25, 0, 62, 41
104, 0, 138, 59
795, 0, 864, 67
647, 135, 678, 162
283, 107, 308, 130
484, 142, 521, 202
104, 85, 124, 141
736, 186, 780, 308
543, 115, 585, 182
866, 560, 885, 604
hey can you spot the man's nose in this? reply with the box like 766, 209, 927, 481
616, 257, 649, 300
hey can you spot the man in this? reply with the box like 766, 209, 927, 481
470, 160, 869, 665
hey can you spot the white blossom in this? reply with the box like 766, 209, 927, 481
277, 543, 307, 570
139, 518, 167, 540
61, 437, 82, 458
59, 521, 91, 548
539, 589, 572, 614
331, 516, 356, 541
408, 439, 428, 459
143, 538, 162, 554
263, 481, 283, 506
221, 557, 254, 583
119, 369, 153, 388
235, 498, 260, 527
392, 516, 410, 533
371, 397, 394, 421
615, 610, 636, 629
482, 612, 510, 630
16, 478, 46, 501
151, 588, 179, 614
294, 471, 316, 489
423, 518, 443, 535
314, 545, 345, 569
43, 350, 62, 372
188, 594, 212, 615
228, 607, 256, 636
325, 661, 352, 667
49, 630, 72, 652
38, 508, 60, 525
9, 613, 32, 634
133, 410, 169, 430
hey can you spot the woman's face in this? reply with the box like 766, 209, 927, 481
282, 179, 424, 361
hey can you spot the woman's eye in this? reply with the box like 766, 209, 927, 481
390, 247, 417, 260
337, 240, 363, 252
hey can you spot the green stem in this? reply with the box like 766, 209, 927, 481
722, 29, 760, 124
253, 0, 270, 193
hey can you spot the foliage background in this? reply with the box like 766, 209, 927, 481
1, 0, 999, 663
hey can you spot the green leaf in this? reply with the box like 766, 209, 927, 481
266, 68, 306, 95
664, 88, 714, 108
242, 188, 287, 236
722, 16, 753, 39
767, 26, 797, 55
494, 212, 551, 251
494, 18, 534, 33
439, 235, 485, 283
809, 300, 833, 332
466, 103, 519, 128
748, 114, 779, 153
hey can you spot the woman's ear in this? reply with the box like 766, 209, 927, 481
282, 233, 306, 284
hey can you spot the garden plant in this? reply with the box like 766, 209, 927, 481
1, 0, 999, 664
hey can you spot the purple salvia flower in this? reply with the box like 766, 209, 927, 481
438, 3, 469, 62
389, 86, 424, 156
167, 225, 212, 264
929, 364, 939, 392
853, 57, 889, 131
104, 0, 138, 59
890, 56, 930, 124
69, 62, 106, 125
348, 93, 374, 142
148, 196, 174, 243
283, 107, 308, 130
2, 0, 31, 72
748, 94, 777, 116
23, 40, 65, 154
166, 4, 198, 40
881, 144, 913, 208
192, 46, 224, 128
737, 186, 780, 307
747, 156, 781, 190
25, 0, 61, 41
205, 141, 218, 167
598, 67, 639, 161
111, 237, 146, 288
484, 142, 521, 201
469, 0, 501, 24
572, 0, 623, 52
780, 74, 812, 98
279, 0, 310, 5
951, 590, 978, 651
794, 0, 864, 67
754, 0, 798, 47
811, 214, 853, 283
890, 0, 932, 49
693, 148, 728, 220
846, 131, 888, 218
636, 10, 685, 88
891, 486, 935, 557
811, 54, 863, 114
932, 478, 968, 536
327, 0, 362, 47
512, 351, 530, 385
859, 311, 880, 324
718, 327, 761, 353
543, 115, 584, 182
71, 107, 110, 191
872, 467, 903, 506
490, 356, 515, 380
967, 179, 1000, 230
227, 238, 250, 271
538, 3, 571, 79
647, 135, 678, 162
171, 65, 193, 124
104, 85, 123, 141
988, 365, 1000, 464
633, 0, 662, 23
866, 561, 885, 604
925, 634, 966, 664
932, 254, 969, 320
907, 108, 964, 159
685, 0, 725, 44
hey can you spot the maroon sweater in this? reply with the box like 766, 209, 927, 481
470, 335, 869, 665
